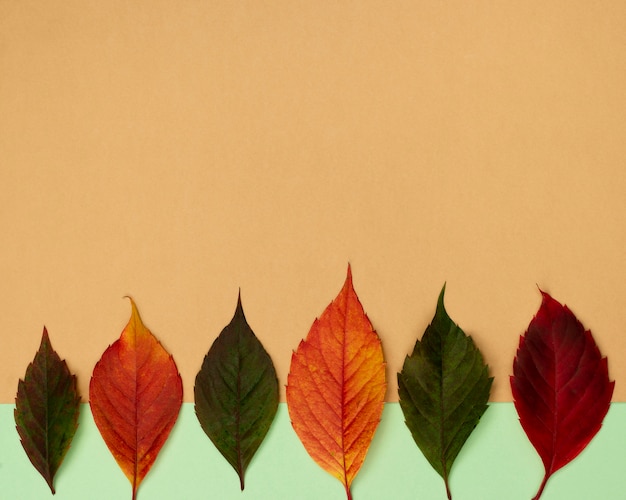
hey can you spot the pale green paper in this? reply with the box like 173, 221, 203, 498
1, 404, 624, 499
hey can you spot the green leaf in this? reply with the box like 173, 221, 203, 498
397, 285, 492, 500
194, 293, 279, 490
14, 327, 81, 494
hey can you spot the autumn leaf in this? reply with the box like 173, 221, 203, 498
89, 298, 183, 500
397, 285, 492, 500
511, 290, 614, 500
14, 327, 80, 494
286, 265, 386, 500
194, 293, 279, 490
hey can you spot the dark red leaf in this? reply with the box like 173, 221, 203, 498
510, 290, 614, 500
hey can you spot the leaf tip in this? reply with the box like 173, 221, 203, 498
535, 285, 553, 302
436, 283, 448, 316
233, 289, 247, 322
123, 296, 145, 329
40, 326, 51, 350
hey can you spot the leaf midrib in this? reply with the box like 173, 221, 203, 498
341, 294, 349, 492
236, 328, 244, 488
133, 335, 139, 500
438, 327, 447, 485
42, 342, 51, 481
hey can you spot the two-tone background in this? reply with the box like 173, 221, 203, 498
2, 2, 625, 498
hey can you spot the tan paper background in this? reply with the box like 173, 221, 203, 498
1, 1, 625, 403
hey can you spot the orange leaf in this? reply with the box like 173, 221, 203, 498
286, 266, 386, 500
89, 298, 183, 500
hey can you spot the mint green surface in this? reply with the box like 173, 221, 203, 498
1, 403, 624, 499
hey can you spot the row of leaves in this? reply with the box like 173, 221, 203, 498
14, 266, 614, 500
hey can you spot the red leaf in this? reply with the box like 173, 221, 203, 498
90, 298, 183, 500
510, 290, 614, 500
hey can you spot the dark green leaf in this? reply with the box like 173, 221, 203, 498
397, 285, 492, 500
194, 293, 279, 490
14, 327, 81, 494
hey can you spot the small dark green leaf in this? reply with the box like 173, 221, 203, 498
194, 293, 279, 490
398, 285, 492, 500
14, 327, 81, 494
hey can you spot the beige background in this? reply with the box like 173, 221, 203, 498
1, 1, 625, 403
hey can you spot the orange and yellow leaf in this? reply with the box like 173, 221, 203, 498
286, 266, 386, 500
89, 298, 182, 500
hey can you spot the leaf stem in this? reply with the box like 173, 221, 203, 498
532, 473, 550, 500
444, 477, 452, 500
345, 485, 352, 500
